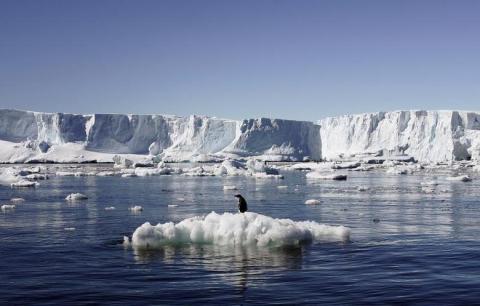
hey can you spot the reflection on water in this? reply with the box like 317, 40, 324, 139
133, 244, 303, 292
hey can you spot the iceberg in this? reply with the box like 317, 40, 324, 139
1, 109, 480, 163
127, 211, 350, 248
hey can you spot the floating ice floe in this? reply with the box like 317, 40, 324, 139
126, 211, 350, 248
1, 204, 16, 211
64, 227, 76, 231
96, 171, 116, 177
223, 185, 237, 191
305, 199, 321, 205
65, 193, 88, 201
56, 171, 77, 176
306, 172, 347, 180
168, 204, 178, 208
357, 186, 369, 192
129, 205, 143, 212
10, 197, 25, 203
332, 161, 361, 170
446, 175, 472, 182
277, 185, 288, 189
25, 173, 48, 180
11, 180, 39, 188
420, 180, 439, 186
105, 206, 116, 210
121, 173, 137, 178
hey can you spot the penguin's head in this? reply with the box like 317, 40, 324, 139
234, 194, 242, 198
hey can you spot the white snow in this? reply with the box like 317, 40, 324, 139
65, 193, 88, 201
127, 211, 350, 248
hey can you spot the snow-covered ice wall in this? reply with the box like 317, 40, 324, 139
0, 109, 479, 163
319, 110, 480, 162
0, 109, 320, 163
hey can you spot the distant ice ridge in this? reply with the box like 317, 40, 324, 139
127, 211, 350, 248
1, 109, 480, 163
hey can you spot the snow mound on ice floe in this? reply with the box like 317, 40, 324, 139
127, 211, 350, 248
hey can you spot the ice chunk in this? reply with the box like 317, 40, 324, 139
357, 186, 369, 192
10, 197, 25, 203
105, 206, 116, 210
331, 162, 361, 169
1, 204, 16, 211
129, 205, 143, 212
305, 199, 321, 205
129, 211, 350, 248
113, 155, 134, 168
446, 175, 472, 182
11, 180, 39, 188
306, 172, 347, 180
223, 185, 238, 190
65, 193, 88, 201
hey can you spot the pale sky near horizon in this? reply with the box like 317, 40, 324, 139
1, 0, 479, 121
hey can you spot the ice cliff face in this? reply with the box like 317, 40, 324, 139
0, 109, 479, 163
319, 110, 480, 163
0, 109, 319, 162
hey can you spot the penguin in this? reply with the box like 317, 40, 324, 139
234, 194, 248, 213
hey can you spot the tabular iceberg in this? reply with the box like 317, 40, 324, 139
0, 109, 479, 163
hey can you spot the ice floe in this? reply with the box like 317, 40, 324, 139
126, 212, 350, 248
65, 193, 88, 201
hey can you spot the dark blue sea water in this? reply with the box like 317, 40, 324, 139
1, 167, 480, 305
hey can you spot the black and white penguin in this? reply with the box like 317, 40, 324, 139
234, 194, 248, 213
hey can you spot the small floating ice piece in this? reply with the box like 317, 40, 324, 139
64, 227, 76, 231
56, 171, 77, 176
10, 197, 25, 203
123, 236, 131, 247
129, 205, 143, 212
25, 174, 48, 180
223, 185, 237, 190
168, 204, 178, 208
104, 206, 116, 210
305, 199, 321, 205
254, 173, 284, 179
121, 173, 137, 178
357, 186, 369, 192
65, 193, 88, 201
446, 175, 472, 182
420, 180, 439, 186
97, 171, 116, 177
11, 180, 39, 188
1, 204, 15, 211
277, 185, 288, 189
306, 172, 347, 180
176, 197, 185, 202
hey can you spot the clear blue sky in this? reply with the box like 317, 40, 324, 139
1, 0, 479, 121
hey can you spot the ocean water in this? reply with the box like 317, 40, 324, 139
1, 168, 480, 305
